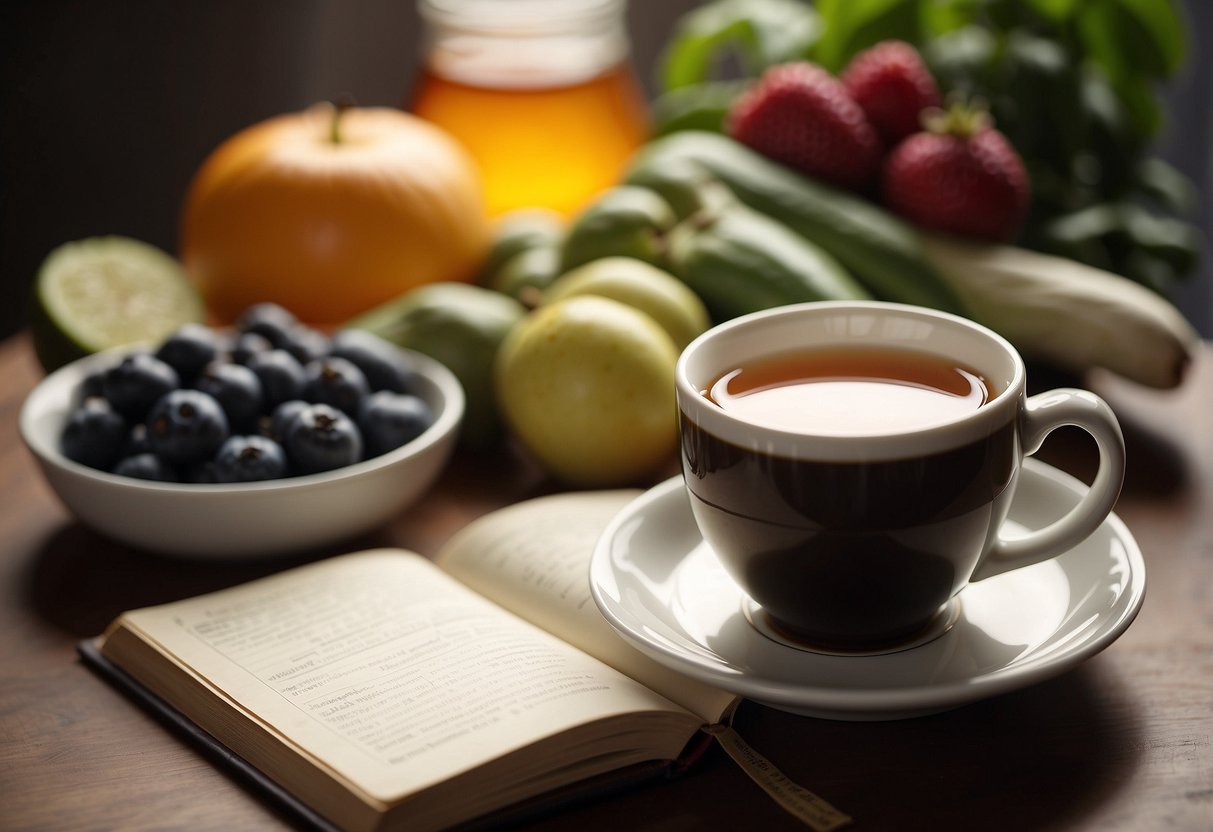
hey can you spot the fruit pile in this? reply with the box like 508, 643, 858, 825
59, 303, 435, 483
727, 41, 1029, 242
29, 23, 1199, 496
349, 256, 710, 487
653, 0, 1199, 295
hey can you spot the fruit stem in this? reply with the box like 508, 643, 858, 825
922, 94, 991, 138
329, 94, 357, 144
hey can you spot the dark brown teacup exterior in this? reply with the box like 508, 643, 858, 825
681, 418, 1019, 649
676, 302, 1124, 652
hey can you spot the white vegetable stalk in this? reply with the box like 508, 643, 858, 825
920, 234, 1200, 389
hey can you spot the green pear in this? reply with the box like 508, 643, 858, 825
542, 257, 710, 351
495, 295, 679, 486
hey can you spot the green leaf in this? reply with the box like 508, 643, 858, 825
744, 0, 823, 65
1021, 0, 1083, 23
920, 0, 983, 36
811, 0, 923, 72
659, 0, 821, 92
1077, 0, 1186, 82
651, 80, 753, 136
922, 25, 998, 95
1135, 158, 1198, 215
1114, 73, 1164, 137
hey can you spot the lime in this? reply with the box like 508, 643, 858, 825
30, 236, 206, 373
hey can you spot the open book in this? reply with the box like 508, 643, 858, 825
85, 490, 740, 832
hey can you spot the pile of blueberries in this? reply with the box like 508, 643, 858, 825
59, 303, 436, 483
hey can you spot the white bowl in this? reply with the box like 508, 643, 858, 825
20, 346, 464, 560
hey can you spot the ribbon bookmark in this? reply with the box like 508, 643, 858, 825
705, 723, 852, 830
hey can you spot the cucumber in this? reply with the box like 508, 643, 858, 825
559, 186, 677, 273
626, 131, 966, 315
666, 205, 871, 323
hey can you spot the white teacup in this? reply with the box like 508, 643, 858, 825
676, 301, 1126, 651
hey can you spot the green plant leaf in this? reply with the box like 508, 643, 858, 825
651, 80, 753, 136
1021, 0, 1083, 23
659, 0, 821, 92
919, 0, 982, 36
1135, 158, 1198, 215
811, 0, 923, 72
1077, 0, 1185, 82
1115, 73, 1164, 137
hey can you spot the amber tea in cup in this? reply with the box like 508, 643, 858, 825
676, 302, 1125, 653
704, 345, 992, 435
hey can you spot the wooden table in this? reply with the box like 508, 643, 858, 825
2, 332, 1210, 831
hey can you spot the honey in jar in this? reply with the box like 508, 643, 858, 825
409, 0, 650, 219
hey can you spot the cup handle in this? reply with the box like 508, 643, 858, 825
971, 388, 1125, 582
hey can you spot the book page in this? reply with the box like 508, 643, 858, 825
436, 491, 737, 724
110, 550, 698, 805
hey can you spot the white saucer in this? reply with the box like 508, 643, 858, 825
589, 459, 1146, 721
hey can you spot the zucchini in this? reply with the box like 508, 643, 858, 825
666, 204, 871, 323
626, 131, 966, 315
920, 233, 1199, 388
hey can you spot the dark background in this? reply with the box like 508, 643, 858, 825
2, 1, 1209, 343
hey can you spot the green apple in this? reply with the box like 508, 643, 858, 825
542, 257, 711, 351
495, 295, 679, 486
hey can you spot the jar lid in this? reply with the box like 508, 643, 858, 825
418, 0, 626, 35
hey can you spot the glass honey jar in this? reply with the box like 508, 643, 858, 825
409, 0, 650, 219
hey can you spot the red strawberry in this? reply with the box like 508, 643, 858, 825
842, 40, 942, 147
881, 104, 1030, 242
727, 62, 881, 192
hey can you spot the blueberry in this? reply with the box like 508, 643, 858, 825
60, 398, 127, 470
359, 391, 433, 457
194, 361, 263, 433
181, 460, 221, 483
246, 349, 305, 410
284, 403, 362, 474
155, 323, 220, 381
102, 353, 180, 420
146, 390, 229, 465
280, 325, 330, 365
301, 356, 369, 415
230, 331, 273, 365
236, 302, 298, 347
330, 329, 422, 394
213, 435, 288, 482
76, 368, 106, 403
267, 399, 309, 443
112, 453, 177, 482
122, 422, 153, 457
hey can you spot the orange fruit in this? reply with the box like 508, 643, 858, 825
179, 104, 491, 327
